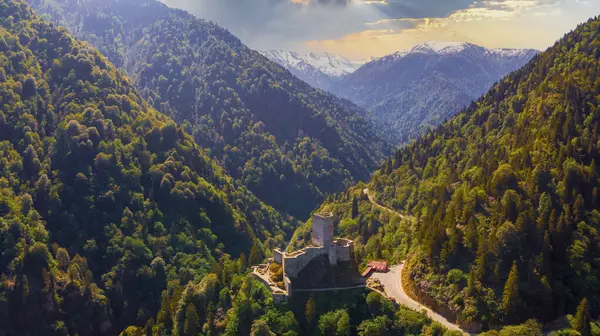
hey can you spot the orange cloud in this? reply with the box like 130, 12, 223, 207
305, 0, 596, 59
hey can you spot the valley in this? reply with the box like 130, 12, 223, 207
330, 42, 539, 144
28, 0, 390, 220
0, 0, 599, 335
311, 14, 600, 334
264, 42, 538, 145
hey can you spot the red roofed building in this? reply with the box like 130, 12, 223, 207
362, 261, 389, 277
368, 261, 389, 273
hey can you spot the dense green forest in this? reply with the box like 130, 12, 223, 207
26, 0, 390, 220
0, 0, 289, 332
304, 15, 600, 333
0, 1, 456, 335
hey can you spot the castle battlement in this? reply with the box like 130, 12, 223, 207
253, 213, 354, 302
312, 212, 334, 247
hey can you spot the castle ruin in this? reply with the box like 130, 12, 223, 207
252, 212, 353, 303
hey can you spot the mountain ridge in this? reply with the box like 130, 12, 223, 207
260, 50, 365, 77
0, 0, 301, 333
28, 0, 390, 220
302, 15, 600, 332
261, 43, 538, 144
259, 49, 365, 91
330, 42, 539, 143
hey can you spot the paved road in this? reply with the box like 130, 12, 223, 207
363, 189, 467, 334
370, 264, 467, 334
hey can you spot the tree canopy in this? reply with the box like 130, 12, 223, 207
28, 0, 391, 220
304, 15, 600, 332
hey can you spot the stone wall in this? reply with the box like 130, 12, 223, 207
252, 269, 271, 289
251, 265, 289, 303
328, 245, 338, 265
335, 239, 353, 263
274, 248, 283, 264
336, 245, 352, 263
281, 239, 353, 278
312, 213, 334, 247
272, 293, 287, 304
284, 276, 292, 296
283, 246, 328, 278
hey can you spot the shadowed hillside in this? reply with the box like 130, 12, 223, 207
28, 0, 391, 219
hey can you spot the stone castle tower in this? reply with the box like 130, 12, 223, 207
312, 212, 334, 247
256, 212, 354, 301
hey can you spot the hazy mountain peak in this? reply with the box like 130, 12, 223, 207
330, 41, 539, 143
410, 41, 477, 54
385, 41, 538, 59
488, 47, 540, 58
260, 50, 366, 78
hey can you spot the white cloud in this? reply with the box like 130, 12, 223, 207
306, 0, 598, 58
161, 0, 599, 58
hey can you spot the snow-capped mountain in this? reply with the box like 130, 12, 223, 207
330, 42, 539, 143
376, 41, 537, 62
260, 50, 366, 90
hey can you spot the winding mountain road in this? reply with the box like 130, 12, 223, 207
370, 264, 467, 334
363, 189, 468, 335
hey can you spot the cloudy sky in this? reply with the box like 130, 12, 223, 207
160, 0, 599, 59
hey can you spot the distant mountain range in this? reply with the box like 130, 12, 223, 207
331, 42, 539, 142
260, 50, 366, 91
306, 16, 600, 332
264, 42, 539, 143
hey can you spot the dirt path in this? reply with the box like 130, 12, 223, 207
363, 188, 414, 221
363, 189, 468, 334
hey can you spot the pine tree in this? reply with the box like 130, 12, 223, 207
250, 320, 274, 336
573, 193, 585, 221
540, 276, 553, 317
336, 311, 351, 336
56, 248, 70, 270
351, 196, 359, 219
467, 269, 476, 296
184, 303, 200, 336
238, 253, 247, 273
305, 296, 316, 328
574, 298, 591, 336
540, 230, 553, 278
249, 242, 262, 266
502, 262, 520, 322
144, 318, 155, 336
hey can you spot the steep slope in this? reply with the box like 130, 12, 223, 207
0, 0, 298, 333
260, 50, 365, 90
28, 0, 390, 219
331, 42, 538, 143
304, 17, 600, 331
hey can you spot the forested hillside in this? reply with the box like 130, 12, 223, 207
0, 1, 460, 335
27, 0, 390, 219
306, 16, 600, 332
0, 0, 296, 332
